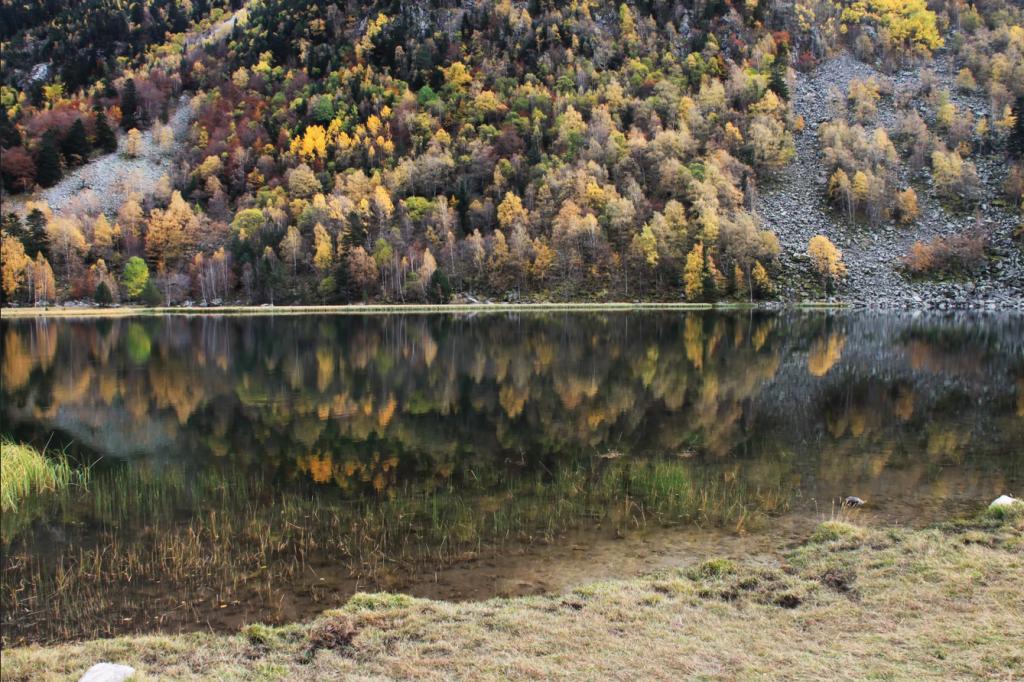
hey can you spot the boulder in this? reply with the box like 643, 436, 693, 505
78, 663, 136, 682
989, 495, 1020, 509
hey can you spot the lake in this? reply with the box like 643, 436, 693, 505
1, 310, 1021, 645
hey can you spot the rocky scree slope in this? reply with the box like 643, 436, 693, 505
757, 52, 1023, 310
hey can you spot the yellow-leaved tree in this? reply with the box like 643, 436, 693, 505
31, 252, 57, 303
280, 226, 304, 274
124, 128, 143, 157
840, 0, 943, 59
497, 192, 529, 232
808, 235, 847, 293
146, 191, 197, 268
1, 234, 30, 299
299, 125, 328, 163
312, 223, 334, 273
683, 242, 705, 301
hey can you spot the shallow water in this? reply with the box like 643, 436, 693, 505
1, 311, 1021, 645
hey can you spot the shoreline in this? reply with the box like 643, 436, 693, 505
3, 299, 1023, 319
0, 301, 835, 319
2, 505, 1020, 680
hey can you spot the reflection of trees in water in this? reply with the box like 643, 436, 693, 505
1, 312, 1022, 645
2, 314, 788, 491
2, 314, 1021, 497
808, 332, 845, 377
1019, 377, 1024, 418
898, 319, 1019, 372
811, 319, 1020, 497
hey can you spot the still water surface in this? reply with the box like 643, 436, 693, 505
1, 311, 1021, 645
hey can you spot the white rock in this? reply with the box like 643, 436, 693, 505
78, 663, 136, 682
989, 495, 1020, 509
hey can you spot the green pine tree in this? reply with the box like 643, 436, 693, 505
61, 118, 91, 164
94, 281, 113, 306
121, 78, 139, 131
769, 66, 789, 101
769, 43, 790, 101
35, 130, 63, 187
2, 212, 26, 242
1009, 95, 1024, 159
141, 279, 162, 306
0, 106, 21, 148
428, 269, 453, 303
25, 209, 51, 259
94, 111, 118, 153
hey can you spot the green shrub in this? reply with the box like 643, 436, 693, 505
121, 256, 149, 299
688, 558, 737, 580
810, 521, 867, 544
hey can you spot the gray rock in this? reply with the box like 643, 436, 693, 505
989, 495, 1019, 509
79, 663, 136, 682
29, 63, 51, 83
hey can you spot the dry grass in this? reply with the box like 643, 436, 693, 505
3, 506, 1021, 681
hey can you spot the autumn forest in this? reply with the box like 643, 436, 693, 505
2, 0, 1022, 307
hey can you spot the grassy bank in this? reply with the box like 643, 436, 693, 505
0, 300, 851, 319
0, 440, 87, 513
3, 505, 1020, 680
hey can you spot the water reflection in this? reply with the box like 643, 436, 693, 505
1, 311, 1021, 645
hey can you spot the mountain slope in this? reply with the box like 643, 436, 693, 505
1, 0, 1022, 307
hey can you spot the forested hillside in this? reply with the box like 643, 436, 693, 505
1, 0, 1022, 306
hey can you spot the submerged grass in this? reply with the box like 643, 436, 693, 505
1, 457, 791, 645
3, 506, 1020, 680
0, 440, 87, 513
